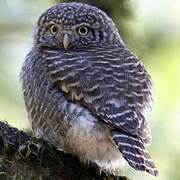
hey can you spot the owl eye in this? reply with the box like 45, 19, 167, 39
78, 26, 89, 36
50, 24, 59, 35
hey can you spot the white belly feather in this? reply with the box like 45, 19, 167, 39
65, 104, 126, 171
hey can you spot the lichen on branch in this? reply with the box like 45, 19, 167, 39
0, 121, 128, 180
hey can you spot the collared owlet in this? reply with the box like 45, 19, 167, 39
21, 2, 158, 176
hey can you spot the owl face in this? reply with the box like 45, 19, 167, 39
34, 2, 122, 50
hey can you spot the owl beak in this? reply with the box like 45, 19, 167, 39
63, 33, 70, 49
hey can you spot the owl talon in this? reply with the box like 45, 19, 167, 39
18, 140, 42, 159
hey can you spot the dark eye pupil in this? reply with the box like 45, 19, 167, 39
80, 27, 86, 34
79, 27, 88, 35
51, 25, 58, 33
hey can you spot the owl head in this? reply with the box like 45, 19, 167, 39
34, 2, 124, 50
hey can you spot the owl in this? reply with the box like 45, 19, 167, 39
21, 2, 158, 176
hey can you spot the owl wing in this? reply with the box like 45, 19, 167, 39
45, 47, 158, 176
46, 47, 152, 143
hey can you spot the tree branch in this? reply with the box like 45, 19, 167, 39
0, 121, 129, 180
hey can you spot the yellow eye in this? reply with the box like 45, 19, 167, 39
78, 26, 89, 36
50, 24, 58, 35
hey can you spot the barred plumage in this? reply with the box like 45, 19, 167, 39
21, 2, 158, 176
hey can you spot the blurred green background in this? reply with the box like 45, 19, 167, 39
0, 0, 180, 179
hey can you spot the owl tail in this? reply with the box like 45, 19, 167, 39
111, 130, 159, 176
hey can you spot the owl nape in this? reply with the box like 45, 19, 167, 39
21, 2, 158, 177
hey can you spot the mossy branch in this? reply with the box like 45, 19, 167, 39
0, 121, 129, 180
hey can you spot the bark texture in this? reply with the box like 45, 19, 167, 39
0, 121, 129, 180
